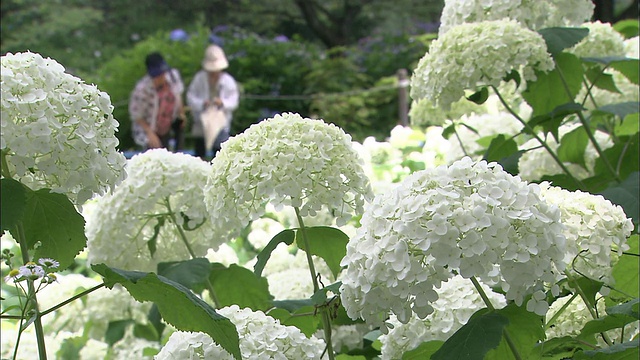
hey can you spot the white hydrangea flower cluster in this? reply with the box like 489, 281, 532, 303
547, 295, 639, 344
110, 330, 162, 359
1, 51, 126, 204
518, 123, 614, 182
155, 305, 325, 359
539, 184, 633, 288
387, 125, 426, 150
86, 149, 217, 272
247, 217, 287, 250
624, 36, 639, 59
379, 276, 506, 360
205, 243, 240, 267
204, 113, 373, 243
438, 0, 594, 35
340, 157, 567, 330
568, 21, 627, 59
411, 19, 554, 110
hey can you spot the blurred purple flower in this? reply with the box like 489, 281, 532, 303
170, 29, 190, 42
273, 35, 289, 43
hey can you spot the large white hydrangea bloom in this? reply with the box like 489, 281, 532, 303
155, 305, 325, 359
340, 157, 567, 330
411, 19, 554, 110
439, 0, 594, 35
518, 123, 614, 182
1, 51, 126, 204
540, 184, 633, 289
568, 21, 627, 59
86, 149, 217, 272
204, 113, 373, 242
379, 276, 506, 360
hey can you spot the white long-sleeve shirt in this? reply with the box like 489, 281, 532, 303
187, 71, 239, 137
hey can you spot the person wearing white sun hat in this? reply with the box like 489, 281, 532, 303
187, 44, 239, 159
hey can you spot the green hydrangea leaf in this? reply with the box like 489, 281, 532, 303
402, 340, 444, 359
92, 263, 241, 360
23, 188, 86, 270
538, 27, 589, 55
254, 229, 295, 277
1, 178, 26, 233
210, 263, 273, 311
432, 310, 508, 360
296, 226, 349, 278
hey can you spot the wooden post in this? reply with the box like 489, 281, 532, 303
397, 68, 409, 126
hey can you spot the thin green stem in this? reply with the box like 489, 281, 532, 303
16, 222, 47, 360
490, 85, 585, 189
452, 125, 470, 157
545, 293, 579, 330
41, 283, 105, 316
294, 207, 335, 360
555, 65, 620, 182
470, 276, 522, 360
164, 199, 220, 308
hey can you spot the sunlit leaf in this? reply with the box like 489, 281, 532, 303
402, 340, 444, 359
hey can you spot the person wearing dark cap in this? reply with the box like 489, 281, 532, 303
187, 45, 239, 158
129, 52, 186, 149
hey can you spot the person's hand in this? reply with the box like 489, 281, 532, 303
147, 132, 162, 148
213, 97, 223, 108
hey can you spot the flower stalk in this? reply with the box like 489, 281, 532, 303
14, 222, 48, 360
165, 198, 221, 308
295, 207, 335, 360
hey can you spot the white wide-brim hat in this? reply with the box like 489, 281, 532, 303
202, 45, 229, 72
